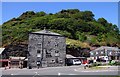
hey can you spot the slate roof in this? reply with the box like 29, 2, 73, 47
91, 46, 120, 52
32, 29, 62, 36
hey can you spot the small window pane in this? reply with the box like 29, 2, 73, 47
37, 50, 41, 53
37, 54, 41, 57
55, 51, 59, 53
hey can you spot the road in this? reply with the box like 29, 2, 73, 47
1, 65, 119, 76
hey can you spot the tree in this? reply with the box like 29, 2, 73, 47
82, 11, 95, 21
2, 9, 120, 48
112, 24, 120, 34
97, 18, 107, 26
75, 31, 87, 42
59, 9, 80, 14
36, 11, 46, 17
19, 11, 35, 19
87, 21, 105, 35
30, 16, 50, 29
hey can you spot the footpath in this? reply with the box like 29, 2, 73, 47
74, 65, 119, 72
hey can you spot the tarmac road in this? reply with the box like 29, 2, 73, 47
1, 65, 119, 76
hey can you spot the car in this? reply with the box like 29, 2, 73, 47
73, 59, 81, 65
66, 58, 81, 66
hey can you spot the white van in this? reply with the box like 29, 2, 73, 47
73, 59, 81, 65
66, 58, 81, 66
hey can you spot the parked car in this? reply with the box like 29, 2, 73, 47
73, 59, 81, 65
66, 58, 81, 66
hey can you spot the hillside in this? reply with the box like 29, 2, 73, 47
2, 9, 120, 57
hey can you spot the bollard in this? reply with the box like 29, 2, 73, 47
84, 66, 86, 69
4, 65, 7, 70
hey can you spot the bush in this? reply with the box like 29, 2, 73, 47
114, 62, 120, 66
109, 60, 120, 66
91, 62, 102, 67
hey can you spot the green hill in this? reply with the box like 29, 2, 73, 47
1, 9, 120, 57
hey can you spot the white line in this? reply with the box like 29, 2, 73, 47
35, 72, 37, 74
74, 69, 77, 71
11, 74, 14, 75
81, 70, 117, 72
11, 73, 18, 75
69, 74, 77, 75
58, 73, 61, 76
58, 72, 78, 75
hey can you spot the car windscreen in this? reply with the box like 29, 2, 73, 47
73, 59, 80, 62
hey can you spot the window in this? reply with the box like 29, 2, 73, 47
51, 60, 55, 63
55, 51, 59, 53
37, 50, 41, 53
55, 51, 59, 57
37, 54, 41, 57
46, 50, 52, 58
48, 41, 50, 44
37, 61, 41, 64
37, 43, 41, 46
55, 58, 58, 63
55, 44, 58, 47
37, 37, 41, 40
46, 53, 52, 58
59, 60, 63, 63
37, 50, 41, 57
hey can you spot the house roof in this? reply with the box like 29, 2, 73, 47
66, 54, 85, 59
9, 57, 26, 60
0, 48, 5, 54
66, 54, 76, 58
32, 29, 62, 36
91, 46, 120, 52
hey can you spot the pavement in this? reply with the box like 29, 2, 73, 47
1, 65, 119, 75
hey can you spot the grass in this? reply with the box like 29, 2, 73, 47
90, 66, 106, 70
66, 38, 90, 48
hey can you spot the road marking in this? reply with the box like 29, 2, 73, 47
74, 68, 117, 72
35, 72, 37, 74
69, 74, 77, 75
11, 74, 17, 75
58, 73, 61, 76
81, 70, 117, 72
33, 72, 38, 77
58, 72, 78, 75
74, 69, 77, 71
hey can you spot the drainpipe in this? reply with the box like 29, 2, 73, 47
41, 35, 44, 67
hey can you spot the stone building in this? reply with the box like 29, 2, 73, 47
90, 46, 120, 61
28, 29, 66, 68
